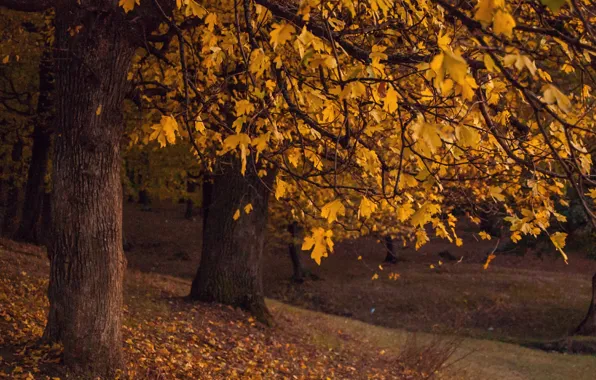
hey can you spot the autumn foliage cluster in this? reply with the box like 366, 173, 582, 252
0, 0, 594, 377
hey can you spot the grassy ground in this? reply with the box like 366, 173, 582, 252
123, 201, 596, 343
2, 201, 596, 378
2, 238, 596, 379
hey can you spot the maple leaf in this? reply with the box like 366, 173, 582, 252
270, 23, 296, 49
382, 86, 399, 114
410, 203, 441, 227
119, 0, 140, 13
358, 197, 377, 219
244, 203, 253, 214
321, 199, 345, 224
302, 227, 334, 265
149, 115, 179, 148
185, 0, 206, 18
550, 232, 568, 263
411, 117, 443, 155
275, 179, 288, 200
235, 99, 255, 117
220, 133, 251, 175
493, 10, 516, 38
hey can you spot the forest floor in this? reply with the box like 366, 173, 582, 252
1, 201, 596, 378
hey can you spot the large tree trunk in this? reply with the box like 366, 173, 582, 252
2, 138, 23, 236
14, 50, 53, 244
574, 274, 596, 336
42, 4, 136, 377
190, 159, 275, 324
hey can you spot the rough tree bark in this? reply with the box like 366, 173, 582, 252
190, 159, 275, 324
574, 274, 596, 336
14, 49, 54, 243
41, 4, 137, 377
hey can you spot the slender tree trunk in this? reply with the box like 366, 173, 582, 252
185, 180, 196, 220
14, 50, 54, 243
190, 159, 275, 324
575, 274, 596, 336
384, 235, 399, 263
2, 139, 23, 236
288, 221, 306, 283
42, 5, 136, 377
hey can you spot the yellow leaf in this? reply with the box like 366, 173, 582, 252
443, 50, 468, 85
96, 105, 102, 116
383, 86, 399, 114
321, 199, 345, 224
270, 22, 296, 49
474, 0, 495, 25
489, 186, 506, 202
235, 99, 255, 117
244, 203, 253, 214
479, 231, 492, 240
119, 0, 140, 13
149, 115, 179, 148
493, 10, 516, 38
2, 55, 9, 64
411, 116, 443, 155
358, 197, 377, 219
233, 209, 241, 221
550, 232, 568, 263
483, 253, 496, 270
219, 133, 251, 175
185, 0, 206, 17
195, 115, 206, 133
542, 85, 571, 113
372, 273, 379, 280
205, 13, 217, 31
411, 203, 441, 227
456, 124, 481, 148
275, 179, 288, 200
484, 54, 497, 73
302, 227, 334, 265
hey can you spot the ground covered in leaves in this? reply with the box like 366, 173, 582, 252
0, 239, 416, 379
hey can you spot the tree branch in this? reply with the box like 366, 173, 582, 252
0, 0, 53, 12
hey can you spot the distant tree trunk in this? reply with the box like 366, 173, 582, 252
190, 158, 275, 324
39, 192, 51, 244
185, 180, 196, 220
575, 274, 596, 336
384, 235, 399, 263
14, 50, 54, 244
288, 221, 306, 283
138, 188, 151, 210
2, 139, 23, 236
42, 5, 136, 377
